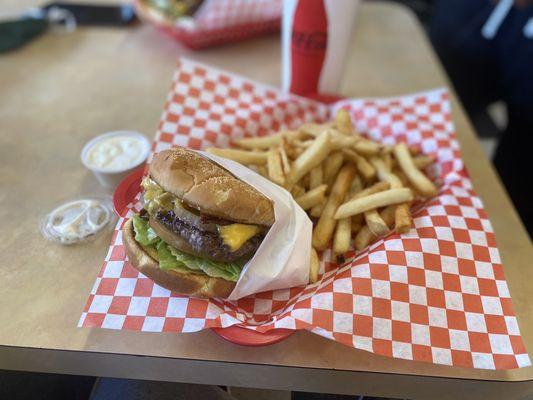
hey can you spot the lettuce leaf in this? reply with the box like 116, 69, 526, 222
132, 215, 159, 246
167, 246, 242, 282
132, 214, 243, 282
156, 240, 193, 273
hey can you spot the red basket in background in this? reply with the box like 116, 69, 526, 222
134, 0, 282, 49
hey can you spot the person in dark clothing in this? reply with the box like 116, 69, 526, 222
429, 0, 533, 237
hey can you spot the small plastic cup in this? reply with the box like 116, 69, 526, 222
81, 131, 150, 188
40, 196, 117, 245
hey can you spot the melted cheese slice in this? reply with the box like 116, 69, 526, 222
218, 224, 260, 252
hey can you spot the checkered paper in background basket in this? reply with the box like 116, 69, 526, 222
80, 58, 530, 370
136, 0, 282, 49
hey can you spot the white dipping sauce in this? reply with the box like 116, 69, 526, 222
86, 135, 145, 171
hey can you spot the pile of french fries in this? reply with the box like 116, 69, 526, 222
207, 110, 438, 283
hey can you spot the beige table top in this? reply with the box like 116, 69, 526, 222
1, 1, 533, 398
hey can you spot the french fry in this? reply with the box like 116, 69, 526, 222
364, 209, 389, 236
279, 142, 291, 174
333, 184, 358, 255
353, 139, 382, 156
300, 123, 330, 137
350, 189, 366, 234
257, 165, 268, 177
381, 145, 394, 154
281, 137, 302, 160
309, 248, 320, 283
395, 203, 413, 233
350, 175, 364, 194
376, 202, 397, 225
285, 132, 302, 147
353, 226, 374, 252
206, 148, 267, 165
412, 154, 435, 170
289, 146, 305, 159
312, 164, 357, 250
409, 145, 421, 156
267, 149, 285, 186
295, 184, 327, 210
233, 130, 301, 149
331, 134, 358, 150
233, 135, 281, 149
333, 217, 352, 255
335, 188, 414, 219
334, 109, 353, 135
393, 143, 438, 197
301, 173, 311, 189
370, 156, 403, 188
393, 169, 409, 186
354, 205, 397, 251
337, 176, 364, 242
221, 111, 438, 257
342, 148, 376, 181
341, 181, 391, 237
310, 201, 325, 218
291, 185, 306, 198
296, 140, 315, 148
303, 126, 357, 150
368, 156, 415, 231
286, 130, 332, 189
385, 165, 413, 234
373, 163, 414, 232
323, 151, 344, 186
309, 165, 323, 189
349, 181, 390, 200
383, 152, 392, 171
391, 154, 434, 170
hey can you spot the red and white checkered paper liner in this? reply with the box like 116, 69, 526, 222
137, 0, 281, 49
80, 59, 530, 370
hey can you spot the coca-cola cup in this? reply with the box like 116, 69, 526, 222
282, 0, 361, 97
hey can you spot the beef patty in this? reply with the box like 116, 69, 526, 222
154, 210, 264, 263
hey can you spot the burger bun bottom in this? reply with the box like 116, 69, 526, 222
122, 218, 236, 299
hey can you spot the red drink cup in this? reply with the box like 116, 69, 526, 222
282, 0, 361, 96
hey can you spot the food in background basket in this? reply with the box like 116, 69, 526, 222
135, 0, 281, 49
207, 109, 438, 272
123, 147, 274, 298
144, 0, 204, 20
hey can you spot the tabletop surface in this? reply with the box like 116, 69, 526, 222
1, 0, 533, 389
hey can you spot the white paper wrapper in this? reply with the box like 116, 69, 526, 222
200, 151, 312, 300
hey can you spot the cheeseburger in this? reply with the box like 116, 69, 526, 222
123, 147, 274, 298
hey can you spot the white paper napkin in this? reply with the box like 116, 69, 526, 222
200, 151, 312, 300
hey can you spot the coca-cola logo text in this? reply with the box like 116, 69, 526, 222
292, 30, 327, 53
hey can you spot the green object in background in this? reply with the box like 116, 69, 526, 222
0, 17, 48, 53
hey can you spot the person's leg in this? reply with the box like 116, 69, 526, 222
493, 5, 533, 237
493, 106, 533, 236
429, 0, 502, 115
